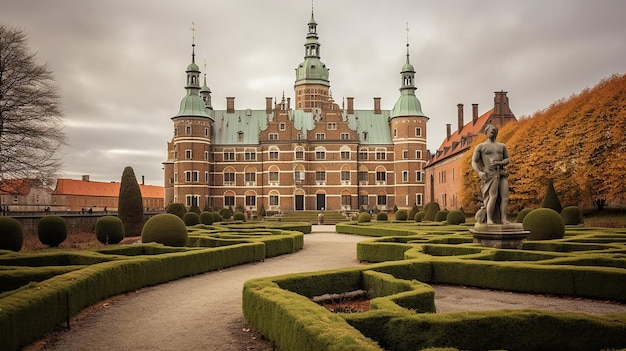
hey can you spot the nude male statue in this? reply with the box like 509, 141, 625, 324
471, 123, 510, 224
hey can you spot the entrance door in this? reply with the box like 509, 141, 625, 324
316, 193, 326, 210
295, 195, 304, 211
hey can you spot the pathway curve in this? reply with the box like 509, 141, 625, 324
29, 225, 626, 351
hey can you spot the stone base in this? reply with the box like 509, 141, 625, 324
470, 223, 530, 249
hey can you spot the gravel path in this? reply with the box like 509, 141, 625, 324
27, 225, 626, 351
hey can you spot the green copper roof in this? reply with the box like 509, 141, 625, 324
174, 94, 212, 119
212, 110, 269, 144
295, 57, 330, 85
391, 91, 425, 118
347, 110, 393, 145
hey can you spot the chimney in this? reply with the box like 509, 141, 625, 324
226, 97, 235, 113
265, 97, 272, 114
446, 123, 451, 140
141, 175, 145, 185
373, 97, 381, 114
457, 103, 464, 133
287, 97, 291, 110
82, 175, 90, 182
472, 103, 479, 125
346, 97, 354, 114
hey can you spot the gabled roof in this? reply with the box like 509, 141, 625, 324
0, 179, 39, 195
426, 109, 493, 167
53, 179, 164, 199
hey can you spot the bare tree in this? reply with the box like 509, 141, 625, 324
0, 24, 65, 188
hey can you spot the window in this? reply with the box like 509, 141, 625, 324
279, 123, 286, 131
204, 151, 209, 161
185, 171, 192, 183
340, 150, 350, 160
376, 171, 386, 182
315, 171, 326, 182
416, 193, 423, 206
393, 128, 397, 137
402, 150, 408, 159
269, 194, 279, 206
174, 128, 178, 136
402, 171, 409, 182
315, 150, 326, 160
296, 132, 302, 140
269, 171, 279, 182
205, 171, 209, 183
237, 131, 244, 142
193, 171, 199, 182
224, 195, 235, 207
358, 195, 368, 207
269, 133, 278, 140
294, 170, 305, 181
327, 122, 337, 130
416, 150, 422, 160
269, 150, 279, 160
186, 125, 192, 135
316, 133, 325, 140
376, 150, 386, 160
174, 172, 178, 183
358, 171, 368, 183
224, 151, 235, 161
415, 127, 422, 137
245, 195, 256, 207
416, 171, 423, 183
13, 195, 18, 204
185, 149, 192, 159
340, 133, 349, 140
244, 151, 256, 161
341, 193, 351, 206
363, 132, 368, 140
204, 128, 209, 137
224, 172, 235, 185
186, 195, 199, 207
295, 149, 304, 160
377, 195, 387, 206
174, 151, 178, 160
359, 149, 368, 160
245, 172, 256, 182
341, 170, 350, 181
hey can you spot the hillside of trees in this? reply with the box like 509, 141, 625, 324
462, 73, 626, 212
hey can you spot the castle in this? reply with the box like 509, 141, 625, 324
163, 11, 429, 214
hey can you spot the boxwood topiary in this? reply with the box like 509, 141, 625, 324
408, 204, 420, 222
0, 217, 24, 251
141, 213, 188, 247
447, 210, 466, 225
516, 208, 533, 223
522, 208, 565, 240
95, 216, 125, 244
233, 211, 246, 221
37, 215, 67, 247
166, 203, 187, 219
212, 211, 221, 222
435, 210, 449, 222
561, 205, 583, 225
395, 209, 408, 221
183, 212, 200, 226
220, 208, 232, 220
423, 202, 440, 221
357, 212, 371, 223
200, 211, 214, 225
376, 212, 388, 221
414, 211, 425, 222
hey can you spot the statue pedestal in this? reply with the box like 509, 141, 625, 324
470, 223, 530, 249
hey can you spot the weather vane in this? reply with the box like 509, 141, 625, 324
191, 21, 196, 45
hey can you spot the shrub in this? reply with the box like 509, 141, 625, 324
395, 209, 408, 221
199, 211, 214, 225
188, 204, 201, 215
522, 208, 565, 240
212, 211, 221, 222
423, 202, 440, 221
0, 217, 23, 251
166, 203, 187, 219
183, 212, 200, 226
118, 166, 144, 236
392, 204, 398, 213
408, 204, 420, 222
414, 211, 425, 222
376, 212, 388, 221
233, 211, 246, 221
561, 206, 583, 225
37, 215, 67, 247
141, 214, 188, 247
220, 208, 232, 220
95, 216, 125, 244
357, 212, 371, 223
541, 179, 562, 213
447, 210, 466, 225
516, 208, 533, 223
435, 210, 449, 222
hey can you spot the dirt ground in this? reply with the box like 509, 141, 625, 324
21, 227, 626, 351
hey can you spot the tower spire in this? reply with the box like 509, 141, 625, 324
191, 22, 196, 63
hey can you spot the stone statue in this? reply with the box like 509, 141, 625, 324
471, 123, 510, 224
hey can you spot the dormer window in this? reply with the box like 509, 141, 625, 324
237, 130, 244, 142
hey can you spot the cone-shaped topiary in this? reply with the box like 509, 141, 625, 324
516, 208, 533, 223
357, 212, 371, 223
199, 211, 214, 225
118, 166, 144, 236
522, 208, 565, 240
435, 210, 449, 222
395, 209, 408, 221
258, 202, 266, 218
95, 216, 125, 244
423, 202, 440, 221
166, 203, 187, 219
392, 204, 398, 213
37, 215, 67, 247
183, 212, 200, 226
233, 211, 245, 221
376, 212, 388, 221
408, 204, 420, 222
447, 210, 466, 225
561, 206, 583, 225
141, 214, 188, 247
0, 217, 24, 251
414, 211, 425, 222
541, 179, 562, 213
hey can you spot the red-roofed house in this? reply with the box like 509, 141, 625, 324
0, 179, 53, 212
424, 91, 517, 210
52, 176, 164, 211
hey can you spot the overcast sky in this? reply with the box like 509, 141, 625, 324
3, 0, 625, 186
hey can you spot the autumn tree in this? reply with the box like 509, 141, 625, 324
0, 25, 64, 186
118, 166, 144, 236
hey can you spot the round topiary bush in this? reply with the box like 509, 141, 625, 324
561, 206, 583, 225
357, 212, 371, 223
516, 208, 533, 223
395, 209, 408, 221
37, 215, 67, 247
435, 210, 449, 222
522, 208, 565, 240
0, 217, 24, 251
95, 216, 125, 244
200, 211, 214, 225
447, 210, 466, 225
183, 212, 200, 226
141, 214, 188, 247
220, 208, 232, 220
376, 212, 388, 221
188, 204, 201, 215
414, 211, 425, 222
233, 211, 245, 221
212, 211, 221, 222
166, 203, 187, 219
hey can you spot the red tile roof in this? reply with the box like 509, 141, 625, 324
0, 179, 38, 195
53, 178, 164, 199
